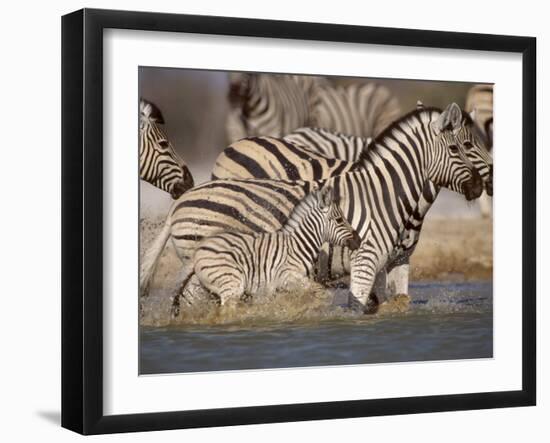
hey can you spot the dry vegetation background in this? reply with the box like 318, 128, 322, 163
410, 218, 492, 281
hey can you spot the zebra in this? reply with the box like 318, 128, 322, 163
310, 82, 402, 140
211, 132, 359, 182
283, 127, 371, 161
465, 85, 494, 218
193, 186, 361, 307
226, 73, 326, 142
139, 98, 194, 199
140, 103, 492, 314
226, 72, 400, 142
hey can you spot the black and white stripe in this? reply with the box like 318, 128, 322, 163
226, 73, 401, 142
211, 132, 358, 182
226, 73, 325, 142
465, 85, 493, 151
141, 103, 493, 312
283, 127, 370, 162
310, 82, 402, 140
465, 85, 494, 217
193, 187, 360, 306
140, 98, 194, 199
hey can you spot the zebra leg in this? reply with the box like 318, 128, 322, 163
170, 259, 213, 319
349, 244, 382, 314
171, 272, 209, 319
218, 285, 246, 307
194, 268, 245, 307
386, 257, 410, 297
315, 243, 332, 283
315, 243, 351, 286
373, 269, 388, 303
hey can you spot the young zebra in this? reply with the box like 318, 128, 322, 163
193, 186, 361, 306
140, 98, 194, 198
465, 85, 494, 218
226, 73, 400, 142
140, 103, 492, 313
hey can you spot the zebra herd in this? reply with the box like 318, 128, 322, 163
139, 73, 494, 317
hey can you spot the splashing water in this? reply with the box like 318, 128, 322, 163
140, 279, 491, 327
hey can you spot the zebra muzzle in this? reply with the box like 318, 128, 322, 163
463, 169, 484, 201
171, 170, 195, 199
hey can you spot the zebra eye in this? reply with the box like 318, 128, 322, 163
449, 144, 459, 153
158, 140, 169, 148
463, 141, 473, 150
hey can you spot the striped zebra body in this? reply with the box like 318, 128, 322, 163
226, 73, 400, 143
140, 99, 194, 198
283, 127, 370, 161
465, 85, 493, 151
194, 187, 360, 305
141, 103, 492, 312
318, 181, 439, 282
465, 85, 494, 217
311, 82, 402, 139
226, 73, 326, 141
211, 134, 358, 181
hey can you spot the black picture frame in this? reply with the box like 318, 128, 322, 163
61, 8, 536, 435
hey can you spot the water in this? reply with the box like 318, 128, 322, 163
140, 281, 492, 374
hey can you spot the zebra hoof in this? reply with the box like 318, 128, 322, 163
170, 294, 181, 319
363, 292, 380, 315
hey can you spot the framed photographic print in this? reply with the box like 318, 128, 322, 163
61, 8, 536, 435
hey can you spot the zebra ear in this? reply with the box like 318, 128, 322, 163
140, 99, 165, 124
432, 102, 462, 134
318, 186, 333, 208
416, 100, 424, 110
448, 103, 463, 130
469, 108, 477, 122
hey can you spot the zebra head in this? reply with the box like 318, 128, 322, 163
139, 99, 194, 199
316, 187, 361, 250
227, 72, 251, 107
428, 103, 493, 201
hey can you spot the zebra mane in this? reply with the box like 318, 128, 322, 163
358, 105, 474, 164
282, 189, 321, 233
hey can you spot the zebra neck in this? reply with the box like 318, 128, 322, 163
342, 109, 442, 240
283, 209, 325, 266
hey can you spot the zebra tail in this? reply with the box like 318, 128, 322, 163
140, 217, 172, 295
